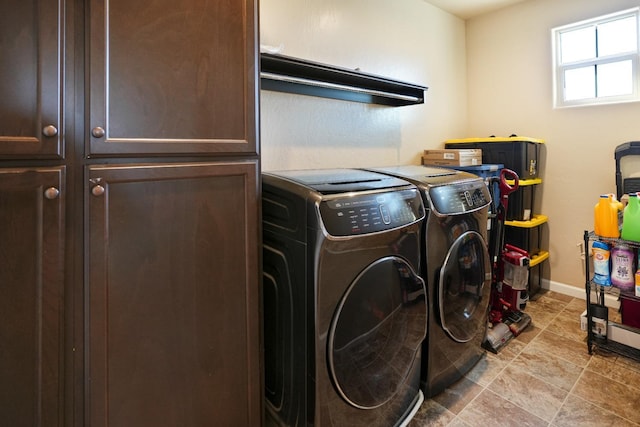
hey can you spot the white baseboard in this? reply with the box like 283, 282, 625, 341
541, 279, 620, 309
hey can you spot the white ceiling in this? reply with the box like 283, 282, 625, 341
424, 0, 528, 19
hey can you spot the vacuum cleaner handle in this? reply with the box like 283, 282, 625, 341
499, 168, 519, 210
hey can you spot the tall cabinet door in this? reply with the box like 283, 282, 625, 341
0, 167, 65, 425
86, 162, 260, 426
88, 0, 257, 156
0, 0, 63, 158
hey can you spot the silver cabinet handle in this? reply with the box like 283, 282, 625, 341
91, 127, 105, 138
91, 185, 105, 196
42, 125, 58, 137
44, 187, 60, 200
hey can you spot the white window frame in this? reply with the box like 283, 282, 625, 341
552, 8, 640, 108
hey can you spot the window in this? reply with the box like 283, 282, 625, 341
552, 8, 640, 107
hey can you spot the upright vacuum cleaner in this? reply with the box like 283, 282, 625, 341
483, 168, 533, 353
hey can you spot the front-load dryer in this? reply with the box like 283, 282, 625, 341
262, 169, 427, 426
366, 165, 492, 398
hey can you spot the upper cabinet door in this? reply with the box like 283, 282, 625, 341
88, 0, 258, 157
0, 0, 63, 159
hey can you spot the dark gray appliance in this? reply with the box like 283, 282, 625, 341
262, 169, 427, 426
367, 165, 492, 398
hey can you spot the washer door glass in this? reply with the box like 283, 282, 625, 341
438, 230, 491, 343
328, 256, 427, 409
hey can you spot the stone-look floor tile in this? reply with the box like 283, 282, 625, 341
529, 289, 574, 302
587, 352, 640, 388
541, 291, 574, 303
510, 346, 583, 391
571, 369, 640, 424
561, 297, 587, 317
407, 399, 455, 427
513, 322, 541, 344
446, 418, 473, 427
527, 330, 591, 368
456, 389, 547, 427
591, 347, 620, 361
552, 394, 638, 427
522, 304, 559, 329
545, 310, 588, 343
464, 352, 508, 388
430, 376, 484, 415
616, 353, 640, 373
528, 289, 550, 302
496, 337, 527, 360
528, 293, 571, 310
522, 299, 565, 316
488, 365, 567, 422
524, 296, 568, 329
414, 290, 640, 426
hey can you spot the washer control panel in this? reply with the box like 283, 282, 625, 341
428, 180, 491, 215
319, 188, 423, 236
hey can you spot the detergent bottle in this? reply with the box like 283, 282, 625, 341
622, 193, 640, 242
611, 244, 636, 292
594, 194, 621, 238
635, 251, 640, 297
592, 241, 611, 286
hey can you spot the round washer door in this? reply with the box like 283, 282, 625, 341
438, 230, 491, 343
327, 256, 427, 409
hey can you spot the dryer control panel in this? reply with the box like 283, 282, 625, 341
428, 181, 491, 215
319, 188, 424, 236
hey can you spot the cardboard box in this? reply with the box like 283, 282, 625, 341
422, 149, 482, 166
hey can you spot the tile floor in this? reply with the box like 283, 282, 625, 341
409, 290, 640, 427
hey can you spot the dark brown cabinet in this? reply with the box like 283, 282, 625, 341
0, 0, 260, 425
86, 162, 260, 426
0, 167, 65, 425
88, 0, 257, 156
0, 0, 63, 158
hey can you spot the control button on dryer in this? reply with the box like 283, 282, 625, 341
380, 205, 391, 224
464, 190, 473, 207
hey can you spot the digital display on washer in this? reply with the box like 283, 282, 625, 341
428, 182, 491, 215
319, 189, 423, 236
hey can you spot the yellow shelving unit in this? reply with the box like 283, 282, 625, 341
504, 191, 549, 296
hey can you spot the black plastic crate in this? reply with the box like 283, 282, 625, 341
505, 183, 536, 221
444, 136, 544, 180
505, 225, 539, 257
615, 141, 640, 200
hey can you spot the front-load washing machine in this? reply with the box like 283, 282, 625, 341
262, 169, 427, 426
367, 165, 492, 398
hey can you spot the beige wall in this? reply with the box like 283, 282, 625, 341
466, 0, 640, 293
259, 0, 467, 170
260, 0, 640, 296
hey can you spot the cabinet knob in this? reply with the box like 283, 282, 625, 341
91, 127, 105, 138
91, 185, 105, 197
44, 187, 60, 200
42, 125, 58, 137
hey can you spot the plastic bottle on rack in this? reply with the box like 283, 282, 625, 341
592, 241, 611, 286
622, 192, 640, 242
635, 252, 640, 297
611, 244, 636, 292
594, 194, 622, 238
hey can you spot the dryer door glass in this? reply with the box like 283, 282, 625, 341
327, 256, 427, 409
438, 230, 491, 343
